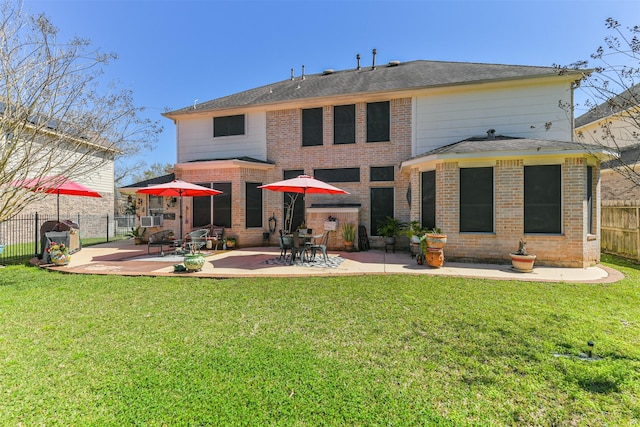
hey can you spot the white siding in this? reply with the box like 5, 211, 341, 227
413, 82, 574, 156
177, 111, 267, 163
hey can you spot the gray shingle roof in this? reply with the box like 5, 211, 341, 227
602, 143, 640, 169
121, 173, 175, 189
165, 60, 569, 116
182, 156, 273, 165
575, 83, 640, 128
404, 135, 612, 163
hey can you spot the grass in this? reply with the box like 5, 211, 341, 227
0, 258, 639, 426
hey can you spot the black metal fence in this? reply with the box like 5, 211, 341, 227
0, 213, 136, 263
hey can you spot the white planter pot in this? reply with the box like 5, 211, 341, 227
510, 253, 536, 272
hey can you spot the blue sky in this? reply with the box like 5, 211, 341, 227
22, 0, 640, 175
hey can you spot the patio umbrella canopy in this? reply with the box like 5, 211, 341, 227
136, 180, 223, 237
258, 175, 349, 232
16, 175, 102, 221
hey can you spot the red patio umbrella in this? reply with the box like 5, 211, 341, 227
136, 180, 223, 237
258, 175, 349, 232
16, 175, 102, 221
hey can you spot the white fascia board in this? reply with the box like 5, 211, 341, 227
176, 159, 275, 171
401, 147, 616, 172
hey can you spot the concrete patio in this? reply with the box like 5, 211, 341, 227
45, 239, 623, 283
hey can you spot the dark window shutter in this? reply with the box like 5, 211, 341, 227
366, 101, 390, 143
302, 108, 323, 146
421, 170, 436, 230
246, 182, 262, 228
460, 167, 493, 232
334, 104, 355, 144
524, 165, 561, 234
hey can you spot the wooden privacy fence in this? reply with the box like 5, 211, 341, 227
601, 200, 640, 261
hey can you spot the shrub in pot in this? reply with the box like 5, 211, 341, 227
425, 227, 447, 249
341, 222, 356, 251
377, 216, 405, 245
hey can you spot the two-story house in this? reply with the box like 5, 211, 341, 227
152, 58, 609, 267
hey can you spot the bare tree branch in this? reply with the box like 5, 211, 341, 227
0, 0, 162, 221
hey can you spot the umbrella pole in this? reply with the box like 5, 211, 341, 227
179, 196, 183, 238
57, 191, 60, 222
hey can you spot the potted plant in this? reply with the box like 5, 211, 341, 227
341, 222, 356, 251
225, 237, 236, 249
127, 226, 146, 245
377, 216, 405, 245
425, 227, 447, 249
183, 253, 205, 272
402, 220, 427, 244
510, 238, 536, 272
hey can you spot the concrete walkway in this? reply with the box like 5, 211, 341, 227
46, 239, 623, 283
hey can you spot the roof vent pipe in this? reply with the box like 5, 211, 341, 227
302, 65, 305, 80
487, 129, 496, 140
372, 48, 377, 70
357, 53, 361, 70
291, 68, 294, 80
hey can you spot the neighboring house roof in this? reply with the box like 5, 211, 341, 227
602, 143, 640, 170
401, 131, 613, 170
165, 60, 580, 116
575, 83, 640, 128
119, 173, 176, 193
0, 101, 119, 153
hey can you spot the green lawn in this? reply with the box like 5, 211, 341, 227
0, 255, 639, 426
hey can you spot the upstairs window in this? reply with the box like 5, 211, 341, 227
214, 115, 245, 137
366, 101, 390, 142
334, 104, 355, 144
302, 108, 323, 146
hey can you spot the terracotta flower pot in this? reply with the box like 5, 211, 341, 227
426, 234, 447, 249
426, 248, 444, 268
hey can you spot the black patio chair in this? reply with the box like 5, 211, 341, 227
290, 233, 311, 265
279, 230, 293, 260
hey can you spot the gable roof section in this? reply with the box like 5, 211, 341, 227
401, 135, 614, 170
165, 60, 578, 117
